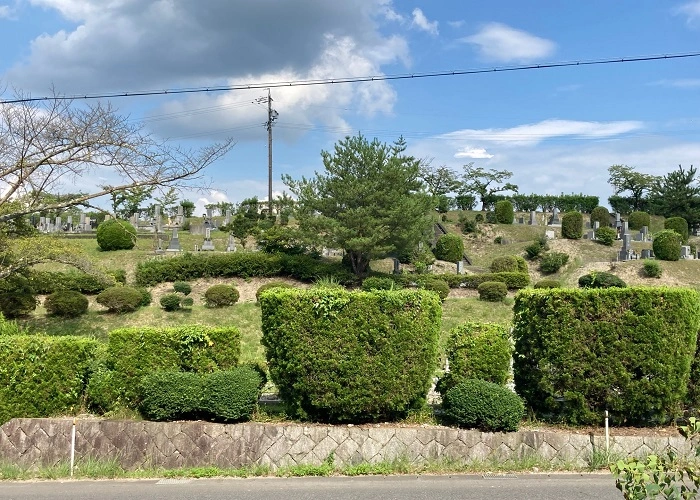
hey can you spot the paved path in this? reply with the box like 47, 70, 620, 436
1, 474, 620, 500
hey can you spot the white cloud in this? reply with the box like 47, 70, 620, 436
462, 22, 556, 62
0, 5, 11, 18
650, 78, 700, 88
379, 0, 405, 22
411, 8, 438, 35
675, 1, 700, 22
455, 147, 494, 159
447, 20, 464, 29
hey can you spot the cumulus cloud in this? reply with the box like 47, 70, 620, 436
0, 5, 11, 18
462, 22, 556, 62
650, 78, 700, 88
411, 8, 438, 35
455, 147, 494, 159
675, 1, 700, 22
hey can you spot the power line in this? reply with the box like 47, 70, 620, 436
2, 51, 699, 104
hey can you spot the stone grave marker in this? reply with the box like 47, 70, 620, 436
545, 230, 555, 239
641, 226, 649, 241
681, 245, 692, 259
641, 249, 653, 259
550, 208, 561, 225
166, 228, 181, 252
202, 227, 215, 251
79, 213, 87, 231
621, 221, 629, 235
177, 205, 184, 225
224, 209, 232, 226
615, 213, 621, 228
226, 234, 236, 252
618, 234, 634, 261
39, 216, 46, 232
66, 215, 73, 232
55, 216, 62, 232
517, 216, 525, 224
456, 260, 464, 274
529, 211, 537, 225
586, 230, 595, 240
593, 221, 600, 230
392, 258, 400, 275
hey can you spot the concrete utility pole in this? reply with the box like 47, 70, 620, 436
260, 89, 278, 216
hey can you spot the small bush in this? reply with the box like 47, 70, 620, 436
96, 286, 144, 313
628, 211, 651, 231
160, 293, 182, 311
561, 211, 583, 239
0, 292, 37, 318
578, 271, 627, 289
0, 313, 22, 336
361, 277, 397, 291
181, 297, 194, 308
653, 229, 682, 261
201, 367, 262, 422
434, 233, 464, 263
96, 219, 136, 251
460, 216, 478, 234
525, 242, 544, 260
590, 206, 610, 228
534, 279, 561, 289
44, 290, 89, 318
474, 213, 484, 223
539, 252, 569, 274
494, 200, 514, 224
136, 288, 152, 307
419, 278, 450, 302
477, 281, 508, 302
139, 371, 202, 421
173, 281, 192, 296
595, 226, 617, 246
204, 284, 240, 307
490, 255, 527, 273
442, 379, 525, 432
642, 260, 662, 278
28, 270, 110, 295
665, 217, 689, 243
256, 282, 293, 302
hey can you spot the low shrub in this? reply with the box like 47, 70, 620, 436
256, 281, 293, 302
595, 226, 617, 246
28, 270, 111, 295
460, 216, 478, 234
628, 211, 651, 231
489, 255, 528, 273
173, 281, 192, 296
181, 297, 194, 308
494, 200, 514, 224
477, 281, 508, 302
204, 284, 240, 307
665, 217, 689, 243
653, 230, 682, 261
590, 206, 610, 228
0, 275, 37, 319
136, 287, 152, 307
160, 293, 182, 311
96, 219, 136, 251
419, 278, 450, 302
578, 271, 627, 289
434, 234, 464, 263
139, 371, 202, 421
96, 286, 144, 313
525, 242, 544, 259
44, 290, 89, 318
643, 259, 662, 278
534, 279, 561, 289
201, 367, 262, 422
442, 379, 525, 432
361, 277, 397, 291
438, 322, 512, 395
539, 252, 569, 274
561, 211, 583, 239
0, 313, 22, 336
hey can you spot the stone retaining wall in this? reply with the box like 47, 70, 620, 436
0, 418, 691, 470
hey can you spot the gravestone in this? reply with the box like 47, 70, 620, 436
517, 216, 524, 225
681, 246, 692, 259
166, 228, 181, 252
615, 213, 621, 228
131, 213, 138, 227
529, 211, 537, 225
104, 214, 111, 221
618, 234, 634, 261
392, 258, 400, 275
154, 204, 162, 234
641, 226, 649, 241
224, 209, 232, 226
634, 232, 644, 242
621, 221, 629, 235
79, 213, 87, 232
545, 230, 555, 240
66, 215, 73, 232
155, 237, 165, 254
587, 230, 595, 240
593, 221, 600, 231
176, 205, 184, 225
226, 234, 236, 252
456, 260, 464, 275
202, 227, 215, 251
39, 216, 46, 232
550, 208, 561, 225
641, 249, 653, 259
55, 216, 62, 232
585, 221, 591, 229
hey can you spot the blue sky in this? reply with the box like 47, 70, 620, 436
1, 0, 700, 214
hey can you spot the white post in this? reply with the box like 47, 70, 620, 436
605, 410, 610, 453
70, 418, 76, 477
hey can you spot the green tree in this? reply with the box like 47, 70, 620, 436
459, 164, 518, 211
649, 165, 700, 230
283, 133, 434, 276
102, 185, 154, 219
179, 200, 195, 218
607, 164, 657, 212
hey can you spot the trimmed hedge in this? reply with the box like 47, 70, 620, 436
477, 281, 507, 302
442, 379, 524, 432
578, 271, 627, 289
539, 252, 569, 274
28, 270, 114, 295
489, 255, 528, 274
534, 279, 561, 289
561, 211, 583, 239
173, 281, 192, 296
399, 272, 530, 290
494, 200, 514, 224
595, 226, 617, 246
201, 368, 262, 422
665, 217, 689, 243
260, 289, 441, 423
438, 322, 512, 395
628, 211, 650, 231
653, 230, 682, 261
139, 371, 202, 421
96, 219, 136, 251
361, 277, 397, 291
513, 288, 700, 425
434, 233, 464, 263
160, 293, 182, 311
135, 252, 355, 286
204, 284, 240, 307
105, 325, 241, 406
256, 281, 294, 301
44, 290, 89, 318
419, 278, 450, 302
643, 260, 662, 278
590, 206, 610, 228
96, 286, 145, 313
0, 335, 98, 423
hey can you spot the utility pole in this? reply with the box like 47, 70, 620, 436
257, 89, 278, 216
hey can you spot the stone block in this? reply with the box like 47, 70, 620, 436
368, 427, 395, 447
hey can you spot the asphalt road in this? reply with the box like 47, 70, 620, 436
0, 474, 621, 500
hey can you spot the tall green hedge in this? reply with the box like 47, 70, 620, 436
665, 217, 689, 244
0, 335, 98, 423
394, 271, 530, 290
494, 200, 514, 224
438, 322, 512, 395
260, 289, 441, 423
513, 288, 700, 426
590, 206, 610, 228
561, 211, 583, 239
653, 230, 682, 261
434, 234, 464, 263
628, 211, 651, 231
103, 325, 241, 406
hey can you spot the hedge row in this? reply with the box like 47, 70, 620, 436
95, 325, 242, 407
513, 287, 700, 426
134, 252, 355, 286
27, 270, 125, 295
260, 289, 441, 423
0, 335, 98, 423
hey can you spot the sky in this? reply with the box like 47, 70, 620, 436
1, 0, 700, 215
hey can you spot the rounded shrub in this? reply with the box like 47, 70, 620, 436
204, 284, 240, 307
361, 276, 398, 291
160, 293, 182, 311
477, 281, 507, 302
525, 242, 544, 260
561, 211, 583, 239
494, 200, 514, 224
420, 278, 450, 302
139, 371, 202, 421
653, 229, 682, 261
256, 282, 293, 302
86, 367, 122, 414
136, 287, 152, 307
201, 367, 262, 422
0, 292, 37, 318
642, 259, 662, 278
595, 226, 617, 246
590, 206, 610, 228
96, 219, 136, 251
181, 297, 194, 307
442, 379, 525, 432
628, 211, 651, 231
539, 252, 569, 274
665, 217, 689, 243
44, 290, 89, 318
534, 279, 561, 289
578, 271, 627, 289
173, 281, 192, 296
96, 286, 144, 313
434, 233, 464, 263
490, 255, 527, 273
